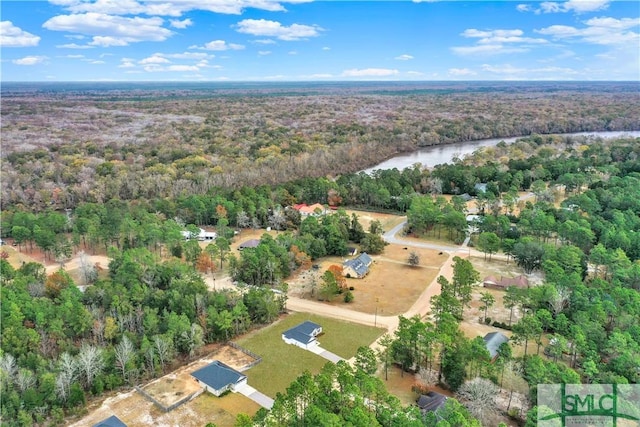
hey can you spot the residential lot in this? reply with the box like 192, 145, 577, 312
235, 312, 385, 397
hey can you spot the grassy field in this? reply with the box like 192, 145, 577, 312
236, 312, 385, 397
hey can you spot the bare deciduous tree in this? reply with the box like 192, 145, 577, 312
114, 336, 135, 382
236, 210, 251, 229
55, 352, 78, 401
76, 344, 104, 388
268, 206, 287, 231
456, 377, 498, 425
15, 368, 36, 393
0, 353, 17, 387
153, 335, 173, 373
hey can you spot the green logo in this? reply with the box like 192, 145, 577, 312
538, 384, 640, 426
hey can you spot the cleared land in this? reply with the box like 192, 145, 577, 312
235, 312, 385, 397
70, 344, 261, 427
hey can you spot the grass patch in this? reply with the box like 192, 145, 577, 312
236, 313, 384, 397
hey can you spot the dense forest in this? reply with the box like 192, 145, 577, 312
2, 82, 640, 210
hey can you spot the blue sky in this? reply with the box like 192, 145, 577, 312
1, 0, 638, 81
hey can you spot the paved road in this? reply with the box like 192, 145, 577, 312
383, 221, 459, 253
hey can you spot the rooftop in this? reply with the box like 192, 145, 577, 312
191, 361, 246, 391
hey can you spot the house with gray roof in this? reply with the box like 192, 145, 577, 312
191, 360, 247, 397
343, 252, 373, 279
483, 332, 509, 360
238, 239, 260, 250
93, 415, 127, 427
282, 321, 323, 349
416, 391, 448, 413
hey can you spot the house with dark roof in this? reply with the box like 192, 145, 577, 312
343, 252, 373, 279
238, 239, 260, 250
416, 391, 448, 413
282, 321, 323, 350
93, 415, 127, 427
191, 361, 248, 397
483, 275, 528, 290
483, 332, 509, 360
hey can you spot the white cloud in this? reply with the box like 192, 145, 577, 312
12, 55, 47, 65
236, 19, 322, 41
407, 71, 424, 75
56, 43, 94, 49
51, 0, 314, 17
536, 17, 640, 45
139, 54, 171, 64
461, 28, 547, 44
167, 64, 199, 71
43, 13, 173, 46
394, 54, 414, 60
452, 44, 529, 55
288, 50, 297, 55
523, 0, 610, 14
454, 27, 547, 56
170, 18, 192, 29
191, 39, 245, 50
448, 68, 477, 76
1, 21, 41, 47
253, 39, 276, 44
165, 51, 214, 59
63, 54, 85, 58
342, 68, 399, 77
119, 58, 136, 68
89, 60, 105, 64
258, 50, 271, 56
322, 46, 330, 50
482, 63, 579, 76
308, 73, 333, 78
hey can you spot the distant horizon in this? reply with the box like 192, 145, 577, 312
1, 0, 638, 81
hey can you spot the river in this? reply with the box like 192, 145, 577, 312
362, 131, 640, 174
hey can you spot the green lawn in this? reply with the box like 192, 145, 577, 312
236, 313, 385, 397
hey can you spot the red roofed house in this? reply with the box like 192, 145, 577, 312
293, 203, 328, 217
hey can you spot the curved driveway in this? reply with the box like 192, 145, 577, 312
287, 222, 472, 344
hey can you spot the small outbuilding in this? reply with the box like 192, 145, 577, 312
93, 415, 127, 427
282, 321, 323, 350
191, 361, 248, 397
343, 252, 373, 279
483, 332, 509, 360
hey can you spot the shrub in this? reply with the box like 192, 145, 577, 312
484, 317, 492, 325
344, 290, 354, 303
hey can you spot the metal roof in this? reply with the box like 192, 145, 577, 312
191, 361, 246, 391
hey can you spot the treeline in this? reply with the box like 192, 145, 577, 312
2, 85, 640, 211
0, 249, 286, 426
239, 357, 482, 427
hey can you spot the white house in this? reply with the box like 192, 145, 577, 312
191, 361, 247, 397
282, 321, 323, 350
343, 253, 373, 279
181, 228, 217, 241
